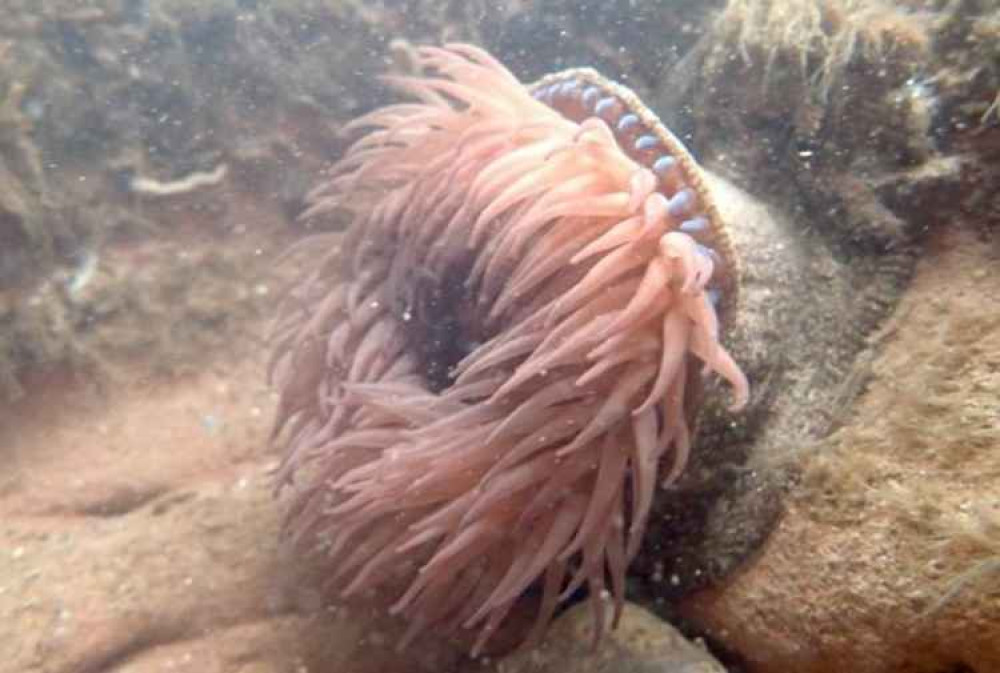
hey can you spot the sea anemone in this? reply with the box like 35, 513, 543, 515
269, 43, 749, 653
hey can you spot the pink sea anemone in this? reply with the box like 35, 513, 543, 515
269, 43, 749, 653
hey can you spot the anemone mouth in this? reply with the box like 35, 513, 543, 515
269, 43, 748, 655
400, 258, 486, 392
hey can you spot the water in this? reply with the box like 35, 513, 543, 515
1, 1, 998, 672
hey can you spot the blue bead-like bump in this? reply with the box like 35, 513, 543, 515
680, 216, 708, 233
581, 86, 601, 110
617, 114, 640, 133
667, 188, 695, 218
707, 288, 721, 306
558, 79, 580, 98
635, 135, 660, 152
595, 96, 619, 118
653, 155, 677, 178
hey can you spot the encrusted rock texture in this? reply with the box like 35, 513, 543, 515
0, 0, 997, 672
683, 224, 999, 673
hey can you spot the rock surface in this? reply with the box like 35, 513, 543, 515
0, 361, 467, 673
495, 602, 725, 673
682, 226, 1000, 673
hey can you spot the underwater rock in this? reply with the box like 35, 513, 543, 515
0, 365, 465, 673
496, 601, 726, 673
682, 226, 1000, 673
644, 3, 999, 671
